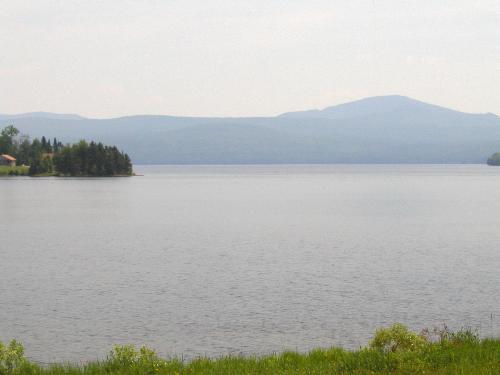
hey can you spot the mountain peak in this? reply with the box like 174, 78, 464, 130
279, 95, 472, 119
2, 97, 500, 164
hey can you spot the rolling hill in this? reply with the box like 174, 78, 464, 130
2, 96, 500, 164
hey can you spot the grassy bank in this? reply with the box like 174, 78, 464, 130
0, 167, 131, 177
2, 324, 500, 374
0, 165, 30, 176
0, 166, 57, 177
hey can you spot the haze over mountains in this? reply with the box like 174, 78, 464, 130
2, 95, 500, 164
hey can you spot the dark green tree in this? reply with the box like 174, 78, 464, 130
487, 152, 500, 166
0, 125, 20, 154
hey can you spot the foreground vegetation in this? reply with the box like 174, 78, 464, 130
0, 125, 132, 176
2, 324, 500, 374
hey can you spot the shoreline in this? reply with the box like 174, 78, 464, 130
4, 325, 499, 374
0, 166, 134, 177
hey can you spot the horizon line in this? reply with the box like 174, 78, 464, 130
1, 95, 498, 120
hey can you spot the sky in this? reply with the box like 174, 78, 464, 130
1, 0, 499, 118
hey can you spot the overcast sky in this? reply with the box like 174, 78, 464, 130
1, 0, 499, 118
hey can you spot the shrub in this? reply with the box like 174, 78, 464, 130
110, 345, 138, 367
370, 323, 428, 353
108, 345, 168, 374
487, 152, 500, 166
0, 340, 28, 375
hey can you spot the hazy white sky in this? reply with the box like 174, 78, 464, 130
1, 0, 499, 118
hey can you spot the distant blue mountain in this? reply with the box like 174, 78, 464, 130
0, 111, 85, 121
2, 96, 500, 164
281, 95, 469, 118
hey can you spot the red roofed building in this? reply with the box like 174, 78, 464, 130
0, 154, 16, 167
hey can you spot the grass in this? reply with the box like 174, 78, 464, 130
0, 165, 56, 177
0, 166, 131, 177
2, 324, 500, 374
0, 165, 30, 176
0, 166, 132, 177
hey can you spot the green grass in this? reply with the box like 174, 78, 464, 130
0, 165, 56, 177
2, 325, 500, 374
0, 165, 29, 176
0, 165, 132, 177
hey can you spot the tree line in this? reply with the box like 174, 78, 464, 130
0, 125, 132, 176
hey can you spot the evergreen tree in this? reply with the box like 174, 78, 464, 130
1, 125, 132, 177
52, 140, 132, 176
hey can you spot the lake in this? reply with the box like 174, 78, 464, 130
1, 164, 500, 363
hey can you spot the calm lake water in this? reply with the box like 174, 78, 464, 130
2, 164, 500, 362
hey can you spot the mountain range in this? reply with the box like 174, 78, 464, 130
2, 95, 500, 164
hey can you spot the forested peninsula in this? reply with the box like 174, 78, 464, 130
0, 125, 132, 176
